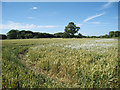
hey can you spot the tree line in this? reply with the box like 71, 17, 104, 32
0, 22, 120, 39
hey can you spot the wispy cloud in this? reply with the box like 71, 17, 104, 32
99, 2, 112, 10
30, 7, 38, 10
99, 0, 118, 10
76, 13, 104, 27
83, 13, 105, 23
0, 21, 57, 30
76, 21, 100, 28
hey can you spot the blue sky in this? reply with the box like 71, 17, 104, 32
1, 2, 118, 36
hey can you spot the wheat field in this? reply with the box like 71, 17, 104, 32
2, 38, 119, 88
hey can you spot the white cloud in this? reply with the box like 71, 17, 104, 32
76, 21, 100, 28
100, 2, 112, 10
77, 13, 104, 27
0, 21, 57, 30
30, 7, 38, 10
99, 0, 118, 10
83, 13, 105, 23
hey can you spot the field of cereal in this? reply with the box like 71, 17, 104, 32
2, 38, 119, 88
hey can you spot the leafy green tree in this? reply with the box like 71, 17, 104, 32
114, 31, 120, 37
77, 33, 83, 38
54, 32, 64, 38
104, 34, 109, 38
25, 31, 34, 38
109, 31, 115, 38
65, 22, 80, 37
18, 30, 34, 39
7, 29, 19, 39
63, 32, 71, 38
25, 33, 33, 38
18, 30, 26, 39
33, 32, 40, 38
42, 33, 55, 38
0, 34, 7, 39
33, 32, 54, 38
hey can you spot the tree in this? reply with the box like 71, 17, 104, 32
25, 31, 34, 38
65, 22, 80, 37
54, 32, 64, 38
18, 30, 34, 39
42, 33, 55, 38
104, 34, 109, 38
63, 32, 71, 38
0, 34, 7, 39
7, 29, 19, 39
114, 31, 120, 37
33, 32, 54, 38
33, 32, 40, 38
77, 33, 83, 38
109, 31, 115, 38
18, 30, 26, 39
25, 33, 33, 38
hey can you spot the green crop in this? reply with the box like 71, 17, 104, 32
2, 38, 119, 88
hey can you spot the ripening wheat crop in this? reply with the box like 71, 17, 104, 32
2, 38, 119, 88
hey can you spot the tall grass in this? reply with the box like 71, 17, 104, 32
2, 39, 67, 88
2, 38, 119, 88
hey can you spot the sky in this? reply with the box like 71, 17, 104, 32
1, 2, 118, 36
